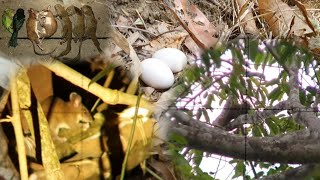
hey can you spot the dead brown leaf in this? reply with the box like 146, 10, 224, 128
162, 0, 218, 50
109, 29, 130, 55
142, 26, 188, 53
258, 0, 314, 37
105, 16, 130, 54
116, 15, 132, 34
236, 0, 259, 35
148, 159, 177, 180
293, 0, 316, 34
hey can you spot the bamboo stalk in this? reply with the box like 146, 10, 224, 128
10, 73, 28, 180
40, 59, 154, 111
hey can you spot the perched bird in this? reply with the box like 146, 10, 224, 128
2, 8, 14, 33
8, 8, 25, 47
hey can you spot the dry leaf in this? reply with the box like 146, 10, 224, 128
184, 36, 202, 57
162, 0, 218, 49
236, 0, 259, 35
116, 15, 132, 34
143, 27, 188, 53
294, 0, 316, 34
109, 29, 130, 55
105, 15, 130, 54
258, 0, 314, 37
148, 160, 177, 180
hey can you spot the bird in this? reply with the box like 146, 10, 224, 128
8, 8, 25, 48
2, 8, 14, 33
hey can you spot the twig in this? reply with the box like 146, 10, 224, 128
120, 92, 142, 180
135, 9, 147, 30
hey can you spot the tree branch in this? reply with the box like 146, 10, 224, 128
226, 101, 287, 130
287, 57, 320, 135
165, 110, 320, 164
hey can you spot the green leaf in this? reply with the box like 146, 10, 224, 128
280, 83, 290, 95
191, 150, 203, 167
257, 171, 264, 178
205, 94, 214, 109
203, 110, 211, 123
255, 90, 261, 103
274, 41, 297, 66
209, 48, 223, 68
267, 168, 278, 176
299, 89, 307, 106
254, 53, 265, 70
265, 79, 279, 87
219, 90, 228, 104
203, 91, 209, 99
233, 161, 245, 178
306, 94, 314, 107
264, 52, 274, 65
250, 77, 260, 86
261, 86, 269, 95
196, 110, 202, 120
306, 86, 317, 96
246, 39, 259, 62
266, 118, 280, 135
229, 74, 237, 87
173, 153, 193, 177
252, 125, 263, 137
259, 124, 269, 136
182, 66, 203, 85
259, 162, 271, 169
233, 47, 245, 65
239, 76, 247, 91
169, 133, 188, 146
268, 87, 283, 104
247, 79, 254, 97
202, 50, 213, 71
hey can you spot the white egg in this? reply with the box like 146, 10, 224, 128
140, 58, 174, 89
152, 48, 187, 73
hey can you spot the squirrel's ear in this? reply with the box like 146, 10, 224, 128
47, 5, 51, 10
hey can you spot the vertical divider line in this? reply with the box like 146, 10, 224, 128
244, 37, 249, 163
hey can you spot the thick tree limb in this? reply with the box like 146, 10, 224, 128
164, 110, 320, 164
